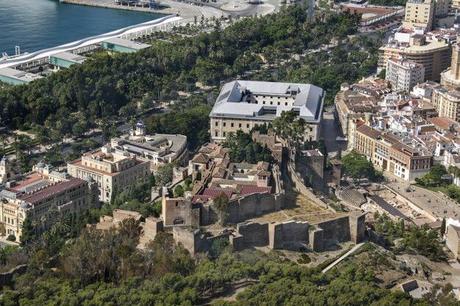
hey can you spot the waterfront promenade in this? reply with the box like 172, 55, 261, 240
0, 15, 181, 69
62, 0, 276, 21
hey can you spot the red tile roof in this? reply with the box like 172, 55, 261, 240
9, 173, 45, 192
240, 185, 271, 196
202, 187, 234, 199
18, 178, 86, 205
428, 117, 457, 131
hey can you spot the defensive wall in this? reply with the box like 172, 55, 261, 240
172, 226, 230, 255
225, 192, 286, 224
0, 264, 27, 287
174, 212, 367, 255
287, 162, 330, 210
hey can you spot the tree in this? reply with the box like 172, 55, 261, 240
20, 217, 36, 246
441, 218, 446, 237
174, 185, 185, 197
156, 164, 174, 187
213, 193, 229, 225
223, 130, 273, 163
342, 151, 380, 182
272, 110, 306, 147
416, 165, 448, 187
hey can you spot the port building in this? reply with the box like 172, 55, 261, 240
101, 37, 150, 53
49, 52, 86, 69
0, 67, 42, 85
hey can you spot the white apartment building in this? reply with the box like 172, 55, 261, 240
67, 146, 150, 202
386, 58, 425, 92
210, 80, 325, 143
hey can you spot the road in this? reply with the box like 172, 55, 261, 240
322, 242, 365, 273
320, 110, 347, 157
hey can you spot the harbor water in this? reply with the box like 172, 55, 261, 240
0, 0, 162, 55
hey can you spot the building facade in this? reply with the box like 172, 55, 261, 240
379, 38, 451, 81
432, 86, 460, 121
67, 146, 150, 202
453, 0, 460, 11
403, 0, 435, 30
354, 125, 432, 181
210, 80, 324, 143
0, 167, 98, 241
110, 121, 187, 173
441, 43, 460, 88
386, 58, 425, 92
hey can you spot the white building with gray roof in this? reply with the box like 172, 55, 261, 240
109, 121, 187, 173
210, 80, 325, 142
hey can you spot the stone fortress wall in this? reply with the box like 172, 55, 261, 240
174, 212, 366, 255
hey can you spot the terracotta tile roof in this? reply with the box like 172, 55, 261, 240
202, 187, 234, 199
428, 117, 457, 131
357, 125, 381, 139
240, 185, 271, 196
192, 153, 209, 164
9, 173, 45, 192
18, 178, 86, 205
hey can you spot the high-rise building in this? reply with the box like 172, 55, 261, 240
386, 58, 425, 92
403, 0, 435, 31
379, 36, 451, 81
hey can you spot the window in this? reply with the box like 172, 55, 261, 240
215, 121, 218, 127
231, 123, 234, 127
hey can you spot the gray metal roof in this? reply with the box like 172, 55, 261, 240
51, 51, 86, 64
210, 80, 324, 123
0, 67, 42, 82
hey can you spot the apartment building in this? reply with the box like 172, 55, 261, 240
432, 86, 460, 121
335, 86, 379, 150
354, 125, 432, 181
403, 0, 435, 30
379, 36, 451, 81
110, 121, 187, 173
0, 165, 98, 241
67, 146, 150, 202
386, 58, 425, 92
210, 80, 324, 143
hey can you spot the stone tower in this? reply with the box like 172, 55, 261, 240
0, 156, 10, 184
